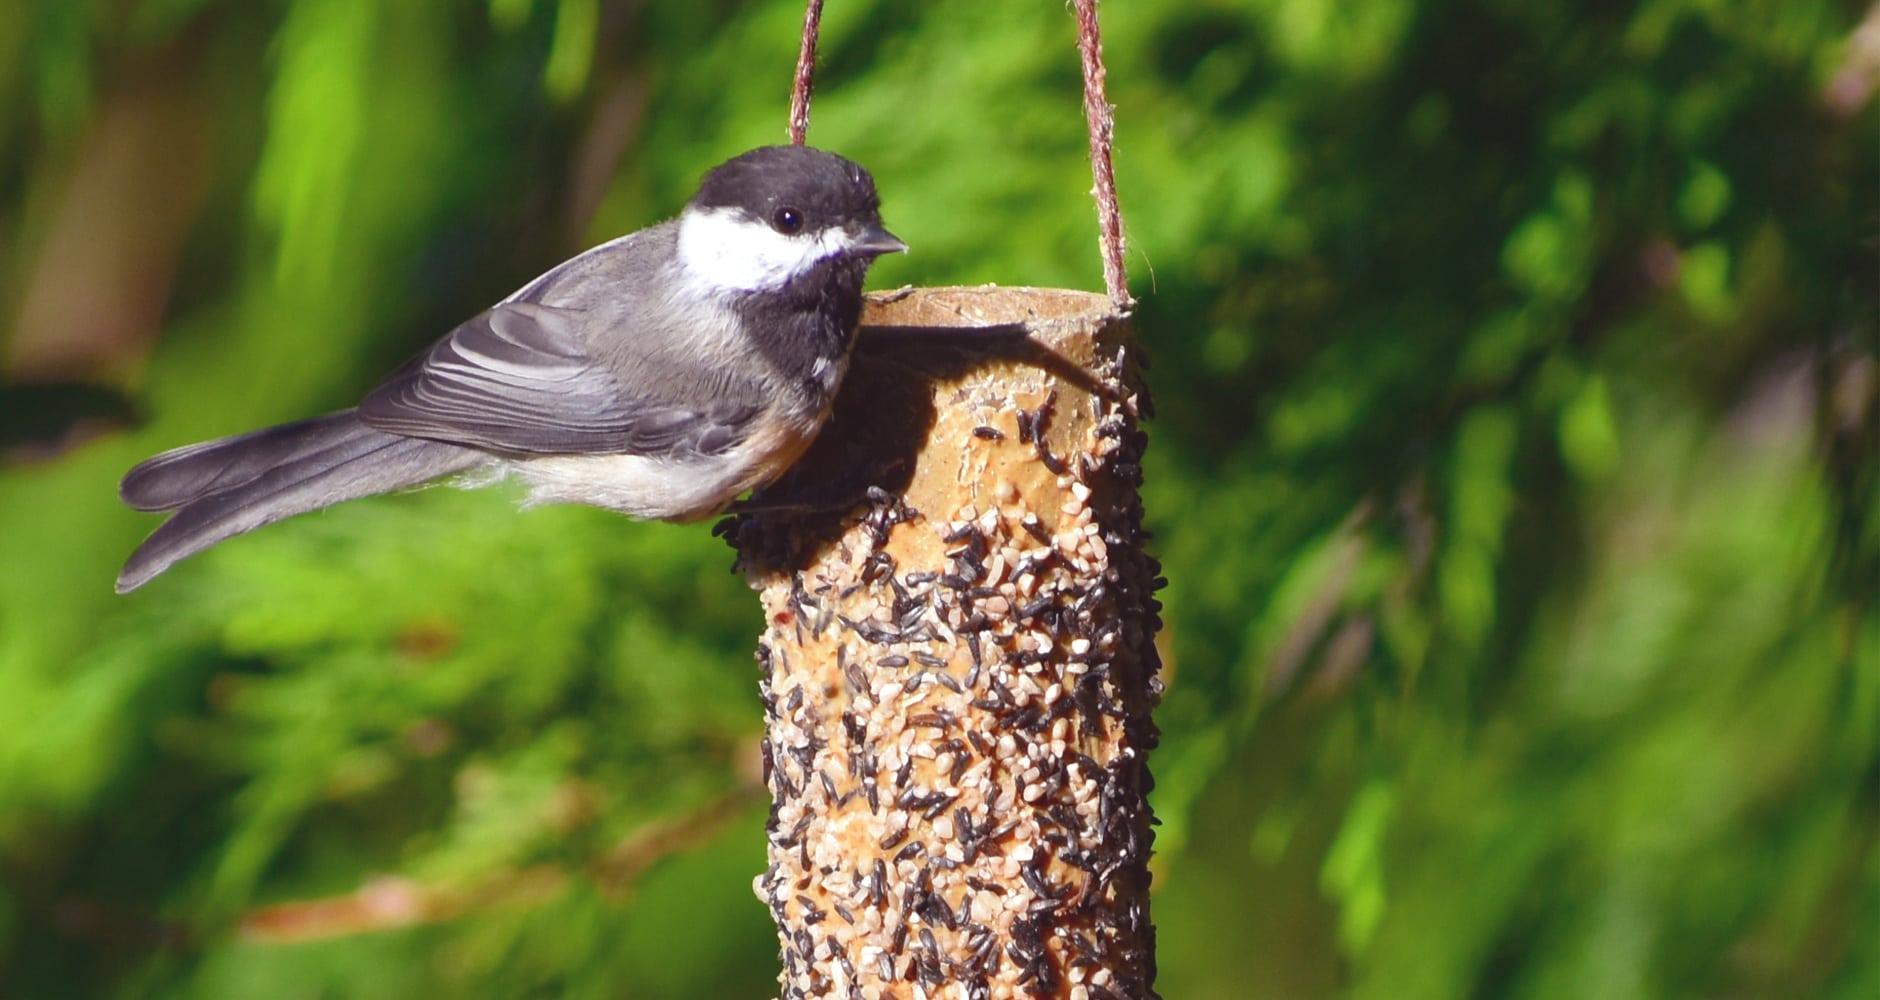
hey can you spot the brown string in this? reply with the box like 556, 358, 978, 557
788, 0, 824, 145
1074, 0, 1130, 309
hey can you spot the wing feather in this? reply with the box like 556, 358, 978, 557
358, 302, 755, 456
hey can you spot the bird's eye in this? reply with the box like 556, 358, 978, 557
771, 206, 804, 235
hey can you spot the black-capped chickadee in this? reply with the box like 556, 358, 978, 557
116, 145, 905, 593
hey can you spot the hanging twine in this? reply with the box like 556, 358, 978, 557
1073, 0, 1130, 310
788, 0, 825, 145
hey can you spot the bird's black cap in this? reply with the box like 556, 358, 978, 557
689, 145, 885, 231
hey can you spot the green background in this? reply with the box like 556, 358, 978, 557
1, 1, 1874, 996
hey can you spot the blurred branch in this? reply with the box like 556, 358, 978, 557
238, 785, 759, 944
1265, 501, 1373, 698
562, 2, 648, 245
239, 868, 566, 944
6, 34, 214, 386
1824, 1, 1880, 119
590, 784, 763, 898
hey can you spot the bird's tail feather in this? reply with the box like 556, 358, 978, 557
117, 411, 481, 593
122, 411, 375, 511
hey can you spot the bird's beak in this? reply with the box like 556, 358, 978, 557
846, 224, 908, 258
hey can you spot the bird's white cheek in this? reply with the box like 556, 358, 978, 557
677, 208, 840, 294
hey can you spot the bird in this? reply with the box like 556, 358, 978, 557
116, 145, 905, 593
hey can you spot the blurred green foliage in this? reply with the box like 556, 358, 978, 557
1, 1, 1875, 997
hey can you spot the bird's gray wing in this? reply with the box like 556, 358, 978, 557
357, 301, 756, 456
